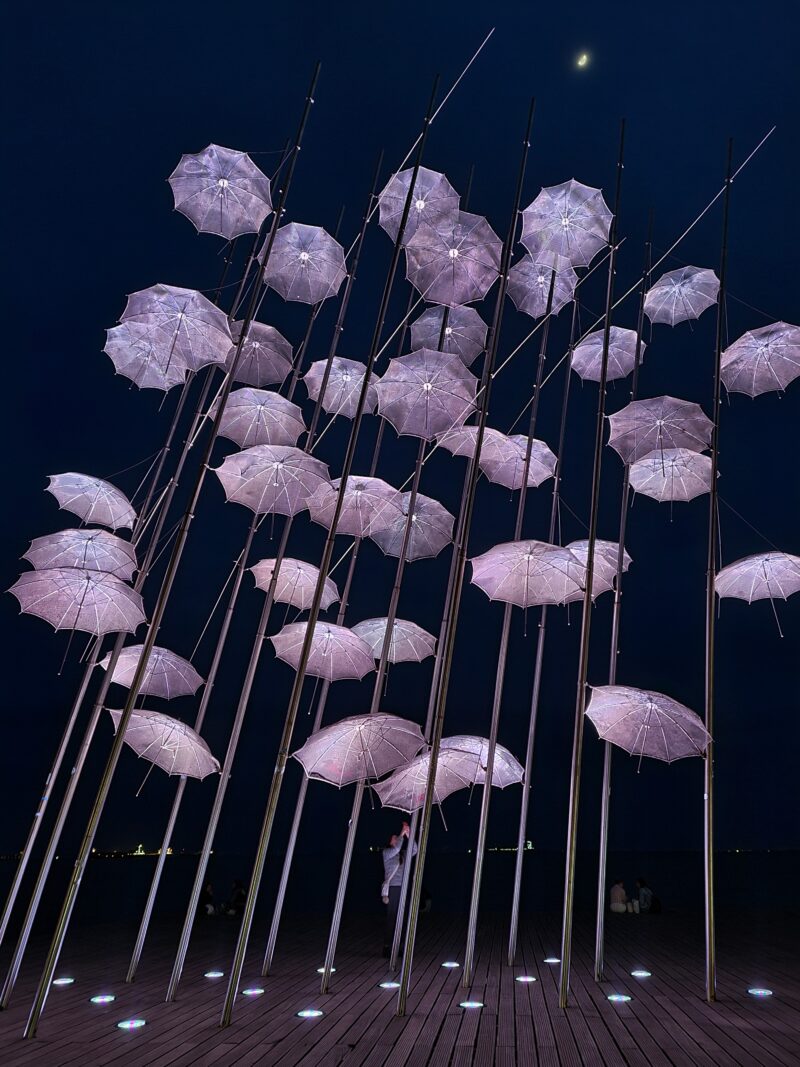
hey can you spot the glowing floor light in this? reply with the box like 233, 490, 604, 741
316, 967, 335, 974
297, 1008, 324, 1018
515, 975, 537, 983
748, 987, 773, 998
90, 994, 116, 1004
608, 994, 631, 1003
543, 957, 560, 964
631, 970, 651, 978
379, 980, 400, 989
117, 1019, 146, 1030
242, 987, 264, 997
52, 977, 74, 987
204, 970, 224, 979
442, 961, 460, 969
459, 1000, 484, 1009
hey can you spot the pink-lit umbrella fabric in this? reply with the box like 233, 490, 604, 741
100, 645, 203, 699
46, 473, 137, 531
168, 144, 272, 240
294, 713, 426, 787
585, 685, 710, 762
215, 445, 330, 516
270, 622, 375, 681
375, 350, 477, 440
250, 557, 339, 611
9, 569, 146, 636
24, 529, 137, 581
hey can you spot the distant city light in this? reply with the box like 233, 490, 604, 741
459, 1000, 484, 1009
608, 994, 631, 1003
204, 971, 224, 979
543, 957, 560, 964
379, 981, 400, 989
242, 987, 264, 997
117, 1019, 146, 1030
297, 1008, 324, 1018
52, 977, 74, 986
442, 961, 460, 969
515, 975, 537, 983
748, 987, 773, 998
631, 970, 651, 978
90, 994, 115, 1004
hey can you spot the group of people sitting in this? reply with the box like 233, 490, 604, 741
609, 877, 660, 915
198, 879, 247, 917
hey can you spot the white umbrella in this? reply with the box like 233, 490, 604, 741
250, 557, 339, 611
108, 708, 219, 779
24, 529, 137, 581
351, 618, 436, 663
270, 622, 375, 681
294, 713, 426, 787
46, 473, 136, 531
99, 645, 203, 699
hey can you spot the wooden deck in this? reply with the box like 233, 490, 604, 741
0, 909, 797, 1065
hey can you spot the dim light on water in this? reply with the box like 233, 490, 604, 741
52, 977, 74, 986
297, 1008, 324, 1018
117, 1019, 146, 1030
515, 975, 537, 983
748, 987, 773, 998
90, 994, 115, 1004
242, 987, 264, 997
631, 970, 651, 978
608, 994, 631, 1003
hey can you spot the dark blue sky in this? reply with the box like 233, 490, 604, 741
2, 0, 798, 904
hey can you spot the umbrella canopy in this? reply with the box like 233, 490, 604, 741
103, 323, 188, 391
108, 708, 219, 779
564, 539, 632, 602
120, 284, 232, 372
226, 320, 293, 387
214, 388, 306, 449
607, 396, 713, 465
215, 445, 329, 516
371, 491, 454, 561
100, 645, 204, 699
294, 713, 426, 787
720, 321, 800, 397
352, 618, 436, 663
24, 529, 137, 581
405, 211, 502, 307
46, 473, 137, 531
571, 326, 644, 383
585, 685, 711, 762
521, 180, 613, 267
441, 735, 524, 786
303, 356, 379, 419
375, 349, 477, 440
377, 166, 459, 245
644, 266, 719, 326
715, 552, 800, 603
437, 427, 557, 490
250, 557, 339, 611
506, 255, 577, 319
168, 144, 272, 240
261, 223, 347, 305
307, 476, 404, 539
9, 568, 146, 635
409, 305, 487, 368
470, 540, 585, 608
270, 621, 375, 681
629, 447, 713, 502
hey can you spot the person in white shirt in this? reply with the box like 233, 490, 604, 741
382, 822, 417, 956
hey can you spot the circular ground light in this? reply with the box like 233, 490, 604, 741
90, 994, 116, 1004
543, 957, 560, 964
379, 981, 400, 989
608, 994, 632, 1003
52, 977, 74, 987
204, 971, 224, 979
117, 1019, 146, 1030
316, 967, 335, 974
297, 1008, 324, 1018
515, 976, 537, 983
631, 970, 651, 978
748, 988, 773, 998
459, 1001, 484, 1009
441, 961, 460, 969
242, 987, 264, 997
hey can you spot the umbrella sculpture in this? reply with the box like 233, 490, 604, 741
214, 445, 330, 516
352, 618, 436, 663
607, 395, 714, 465
294, 713, 426, 788
46, 473, 137, 531
226, 319, 293, 387
438, 426, 557, 490
409, 305, 487, 367
99, 645, 204, 700
261, 222, 347, 305
371, 491, 455, 561
120, 283, 232, 373
585, 685, 711, 762
377, 166, 459, 245
270, 621, 375, 682
470, 540, 586, 608
23, 529, 137, 581
251, 558, 339, 611
405, 211, 502, 307
375, 350, 478, 440
715, 551, 800, 604
521, 179, 613, 267
168, 144, 273, 240
720, 321, 800, 396
629, 447, 713, 502
9, 569, 146, 636
108, 709, 220, 779
103, 323, 188, 391
303, 356, 380, 418
506, 255, 578, 319
307, 476, 404, 539
213, 388, 306, 449
571, 326, 644, 383
644, 266, 720, 326
564, 539, 632, 601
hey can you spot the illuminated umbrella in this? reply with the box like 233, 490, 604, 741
108, 708, 219, 779
441, 735, 524, 786
214, 388, 306, 449
409, 305, 487, 367
46, 473, 136, 531
375, 350, 477, 440
100, 645, 204, 699
270, 621, 375, 682
437, 427, 557, 490
571, 326, 644, 383
24, 529, 137, 581
564, 539, 631, 602
307, 476, 404, 539
294, 713, 426, 787
9, 569, 146, 635
607, 396, 713, 465
352, 618, 436, 663
585, 685, 711, 762
377, 166, 459, 245
303, 356, 379, 419
720, 322, 800, 397
226, 319, 293, 387
521, 180, 612, 267
629, 448, 713, 502
262, 223, 347, 305
120, 284, 232, 372
405, 211, 502, 307
103, 323, 188, 391
715, 552, 800, 604
250, 557, 339, 611
371, 491, 454, 561
644, 266, 719, 326
470, 540, 585, 608
168, 144, 272, 240
215, 445, 330, 516
506, 255, 577, 319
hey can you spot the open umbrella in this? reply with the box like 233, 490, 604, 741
307, 476, 404, 539
470, 540, 585, 608
720, 321, 800, 396
585, 685, 711, 762
409, 305, 487, 368
100, 645, 204, 699
262, 223, 347, 305
629, 447, 713, 502
607, 396, 713, 465
108, 708, 219, 779
375, 350, 477, 440
250, 557, 339, 611
352, 618, 436, 663
521, 180, 612, 267
46, 473, 136, 531
215, 445, 329, 516
9, 568, 146, 635
371, 491, 454, 561
377, 166, 459, 245
644, 266, 719, 326
294, 713, 426, 787
506, 255, 577, 319
168, 144, 272, 240
303, 356, 380, 419
24, 529, 137, 581
571, 326, 644, 383
270, 621, 375, 681
103, 323, 188, 391
563, 539, 631, 602
715, 552, 800, 604
120, 283, 232, 372
214, 388, 306, 449
226, 320, 293, 388
437, 426, 557, 490
405, 211, 502, 307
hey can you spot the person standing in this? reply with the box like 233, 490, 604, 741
382, 821, 416, 957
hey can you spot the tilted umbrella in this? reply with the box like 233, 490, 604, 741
629, 447, 713, 502
377, 166, 459, 245
371, 491, 454, 561
214, 388, 306, 449
564, 539, 632, 602
470, 539, 585, 608
405, 211, 502, 307
46, 473, 137, 531
215, 445, 329, 516
303, 356, 379, 419
352, 618, 436, 663
644, 266, 719, 326
441, 735, 524, 786
226, 319, 293, 388
571, 326, 644, 383
270, 621, 375, 682
9, 568, 146, 635
262, 222, 347, 305
521, 179, 612, 267
168, 144, 272, 240
103, 323, 188, 391
437, 426, 557, 490
307, 476, 404, 539
607, 395, 713, 465
375, 350, 477, 440
585, 685, 711, 762
720, 321, 800, 397
409, 305, 487, 368
715, 552, 800, 604
506, 255, 577, 319
24, 529, 137, 581
108, 708, 219, 779
100, 645, 204, 699
120, 283, 232, 372
251, 557, 339, 611
294, 713, 426, 787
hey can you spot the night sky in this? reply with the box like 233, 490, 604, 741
2, 2, 798, 918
